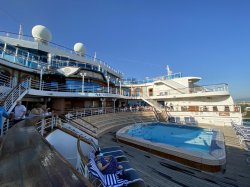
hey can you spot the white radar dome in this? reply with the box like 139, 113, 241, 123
74, 43, 85, 56
32, 25, 52, 44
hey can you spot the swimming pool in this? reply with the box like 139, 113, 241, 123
243, 119, 250, 126
117, 122, 226, 172
127, 123, 213, 153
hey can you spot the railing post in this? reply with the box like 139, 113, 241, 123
51, 116, 54, 130
41, 118, 45, 136
84, 164, 89, 178
6, 119, 9, 134
18, 84, 21, 96
11, 92, 14, 106
76, 151, 81, 172
28, 78, 32, 89
0, 121, 3, 137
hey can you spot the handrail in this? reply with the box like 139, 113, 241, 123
3, 78, 30, 113
122, 72, 182, 85
59, 117, 97, 139
141, 94, 163, 112
0, 79, 30, 136
0, 32, 123, 76
156, 83, 228, 96
165, 104, 241, 113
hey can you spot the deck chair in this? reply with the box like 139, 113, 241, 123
175, 117, 181, 124
169, 117, 176, 123
100, 146, 123, 153
184, 117, 190, 124
88, 152, 128, 187
238, 131, 250, 144
189, 117, 196, 126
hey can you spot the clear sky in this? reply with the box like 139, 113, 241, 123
0, 0, 250, 99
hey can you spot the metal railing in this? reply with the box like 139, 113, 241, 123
3, 79, 30, 113
0, 73, 15, 100
0, 33, 123, 76
66, 106, 154, 119
122, 72, 182, 85
156, 83, 229, 96
30, 79, 120, 94
165, 104, 241, 113
0, 79, 30, 136
141, 93, 164, 112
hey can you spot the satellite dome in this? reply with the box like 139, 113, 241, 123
32, 25, 52, 44
74, 43, 85, 56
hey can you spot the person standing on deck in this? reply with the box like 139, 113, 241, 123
13, 100, 26, 124
0, 101, 9, 134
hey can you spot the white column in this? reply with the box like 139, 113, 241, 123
112, 98, 117, 113
39, 67, 44, 90
80, 73, 86, 93
119, 80, 122, 95
106, 76, 110, 93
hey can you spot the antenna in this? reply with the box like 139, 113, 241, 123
18, 24, 23, 39
94, 51, 97, 61
166, 65, 173, 76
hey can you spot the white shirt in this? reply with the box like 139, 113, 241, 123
14, 105, 26, 120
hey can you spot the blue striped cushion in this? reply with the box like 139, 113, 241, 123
88, 152, 128, 187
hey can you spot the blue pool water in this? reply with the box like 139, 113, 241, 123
243, 119, 250, 126
127, 123, 215, 153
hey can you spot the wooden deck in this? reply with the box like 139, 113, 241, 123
0, 118, 92, 187
98, 124, 250, 187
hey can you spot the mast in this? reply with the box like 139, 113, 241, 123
18, 24, 23, 39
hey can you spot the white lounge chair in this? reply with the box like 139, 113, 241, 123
184, 117, 196, 126
175, 117, 181, 124
88, 152, 128, 187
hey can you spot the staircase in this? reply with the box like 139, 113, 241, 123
0, 74, 15, 102
155, 79, 188, 94
141, 94, 163, 112
1, 79, 30, 136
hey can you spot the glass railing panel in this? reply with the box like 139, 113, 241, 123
3, 54, 15, 62
15, 56, 26, 66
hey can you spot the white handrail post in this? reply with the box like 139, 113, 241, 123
41, 118, 45, 136
106, 76, 110, 93
80, 73, 86, 93
84, 164, 89, 178
51, 116, 54, 130
18, 84, 21, 96
76, 151, 81, 172
39, 67, 44, 90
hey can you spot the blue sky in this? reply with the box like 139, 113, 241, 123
0, 0, 250, 99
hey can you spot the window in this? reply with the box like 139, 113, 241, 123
224, 106, 230, 112
213, 106, 218, 112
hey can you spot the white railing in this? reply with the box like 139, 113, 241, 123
1, 79, 30, 136
76, 139, 95, 178
0, 73, 15, 100
156, 83, 229, 97
122, 72, 182, 85
165, 104, 241, 113
36, 115, 57, 136
3, 79, 30, 113
66, 106, 154, 119
34, 114, 96, 179
0, 32, 123, 76
141, 93, 163, 112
